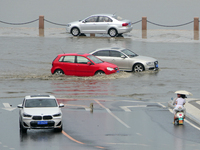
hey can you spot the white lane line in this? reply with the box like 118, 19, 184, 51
2, 103, 16, 111
95, 100, 130, 128
120, 105, 147, 112
169, 109, 200, 131
158, 103, 166, 108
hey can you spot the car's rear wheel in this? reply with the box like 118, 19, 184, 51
95, 71, 105, 75
20, 121, 27, 133
54, 69, 64, 75
108, 28, 118, 37
133, 63, 144, 72
71, 27, 80, 36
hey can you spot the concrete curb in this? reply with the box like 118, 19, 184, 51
168, 100, 200, 125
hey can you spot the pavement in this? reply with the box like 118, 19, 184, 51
168, 98, 200, 125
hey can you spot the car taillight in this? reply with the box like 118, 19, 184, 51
122, 23, 128, 26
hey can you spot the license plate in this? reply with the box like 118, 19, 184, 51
156, 64, 158, 68
37, 121, 48, 125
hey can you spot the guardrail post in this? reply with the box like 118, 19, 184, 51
39, 16, 44, 37
142, 17, 147, 39
194, 17, 199, 40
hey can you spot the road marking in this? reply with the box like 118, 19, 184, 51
2, 103, 16, 111
169, 109, 200, 130
95, 100, 130, 128
157, 103, 166, 108
65, 104, 91, 111
120, 105, 147, 112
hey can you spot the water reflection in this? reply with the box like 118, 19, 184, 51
51, 79, 114, 97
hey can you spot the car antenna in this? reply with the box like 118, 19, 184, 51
113, 12, 117, 15
60, 46, 65, 54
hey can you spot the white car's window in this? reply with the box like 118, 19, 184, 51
121, 49, 138, 57
110, 51, 122, 57
25, 99, 58, 107
98, 16, 112, 22
85, 16, 98, 22
62, 56, 75, 63
87, 55, 103, 64
112, 15, 123, 21
77, 56, 90, 64
93, 50, 109, 56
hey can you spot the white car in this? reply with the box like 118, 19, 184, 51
17, 95, 64, 133
66, 14, 133, 37
90, 47, 159, 72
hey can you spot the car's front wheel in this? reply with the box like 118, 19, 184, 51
133, 63, 145, 72
95, 71, 105, 75
108, 28, 118, 37
71, 27, 80, 36
54, 125, 62, 132
54, 69, 64, 75
20, 121, 27, 133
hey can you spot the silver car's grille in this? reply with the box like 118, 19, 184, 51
43, 115, 53, 120
32, 116, 42, 120
32, 115, 53, 120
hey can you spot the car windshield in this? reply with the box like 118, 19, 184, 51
25, 99, 58, 107
121, 49, 138, 57
112, 15, 123, 21
87, 55, 103, 64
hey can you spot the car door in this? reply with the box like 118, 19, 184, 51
75, 56, 95, 76
80, 16, 98, 33
95, 16, 112, 33
109, 50, 130, 70
62, 56, 76, 75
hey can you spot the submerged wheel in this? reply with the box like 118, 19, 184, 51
108, 28, 118, 37
133, 64, 144, 72
71, 27, 80, 36
54, 69, 64, 75
95, 71, 105, 75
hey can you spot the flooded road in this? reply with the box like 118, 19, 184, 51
1, 30, 200, 102
1, 29, 200, 150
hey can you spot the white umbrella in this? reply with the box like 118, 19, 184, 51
174, 90, 193, 96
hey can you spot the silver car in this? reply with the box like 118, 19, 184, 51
66, 14, 133, 37
90, 47, 159, 72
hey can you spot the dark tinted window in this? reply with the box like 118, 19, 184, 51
25, 99, 58, 107
110, 51, 121, 57
93, 50, 109, 56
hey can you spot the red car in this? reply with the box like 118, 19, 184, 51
51, 53, 119, 76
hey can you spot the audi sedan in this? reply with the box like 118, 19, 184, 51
51, 53, 119, 76
17, 95, 64, 133
66, 14, 133, 37
90, 47, 159, 72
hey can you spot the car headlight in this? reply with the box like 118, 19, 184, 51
66, 24, 71, 27
23, 113, 32, 117
53, 113, 61, 117
146, 62, 154, 66
107, 67, 114, 71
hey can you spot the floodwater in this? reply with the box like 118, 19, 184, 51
1, 28, 200, 104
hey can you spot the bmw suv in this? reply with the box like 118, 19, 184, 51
17, 95, 64, 133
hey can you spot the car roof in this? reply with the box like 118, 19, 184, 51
91, 47, 125, 53
25, 95, 56, 99
57, 53, 91, 57
89, 14, 114, 17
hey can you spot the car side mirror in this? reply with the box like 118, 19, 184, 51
59, 103, 64, 108
121, 55, 126, 59
17, 104, 23, 108
87, 62, 92, 65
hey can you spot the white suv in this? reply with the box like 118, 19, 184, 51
17, 95, 64, 133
